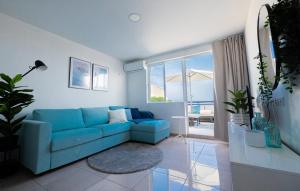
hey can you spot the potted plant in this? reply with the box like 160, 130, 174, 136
0, 73, 34, 177
0, 60, 47, 177
224, 90, 250, 126
0, 73, 34, 149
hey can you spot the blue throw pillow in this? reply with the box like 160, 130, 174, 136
125, 109, 133, 120
130, 108, 142, 119
140, 111, 154, 119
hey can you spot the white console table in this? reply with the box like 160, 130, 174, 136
228, 123, 300, 191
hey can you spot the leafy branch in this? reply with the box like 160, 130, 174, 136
266, 0, 300, 93
0, 73, 34, 136
224, 90, 251, 114
255, 54, 273, 101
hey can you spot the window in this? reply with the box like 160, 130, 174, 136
149, 64, 165, 102
165, 60, 183, 102
185, 52, 214, 102
148, 51, 213, 103
148, 59, 184, 103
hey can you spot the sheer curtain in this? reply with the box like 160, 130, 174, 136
213, 34, 249, 141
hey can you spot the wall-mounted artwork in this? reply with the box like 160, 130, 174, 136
92, 64, 109, 91
69, 57, 91, 90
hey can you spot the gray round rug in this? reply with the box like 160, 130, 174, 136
87, 142, 163, 174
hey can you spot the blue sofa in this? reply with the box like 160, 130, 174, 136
18, 107, 170, 174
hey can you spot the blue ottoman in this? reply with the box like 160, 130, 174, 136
130, 120, 170, 144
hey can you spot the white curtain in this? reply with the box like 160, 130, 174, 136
213, 34, 249, 141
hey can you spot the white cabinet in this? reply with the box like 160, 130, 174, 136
228, 123, 300, 191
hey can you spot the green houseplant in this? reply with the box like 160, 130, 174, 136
266, 0, 300, 93
224, 90, 249, 114
0, 60, 47, 149
0, 60, 47, 177
224, 90, 251, 125
0, 73, 34, 148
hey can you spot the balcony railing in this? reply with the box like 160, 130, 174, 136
187, 101, 214, 114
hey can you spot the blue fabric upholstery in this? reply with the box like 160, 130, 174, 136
20, 107, 170, 174
131, 120, 170, 133
130, 128, 170, 144
19, 120, 52, 174
95, 122, 131, 137
125, 109, 133, 120
33, 109, 85, 132
51, 132, 130, 168
130, 118, 156, 124
51, 128, 102, 151
109, 106, 128, 110
131, 108, 142, 119
130, 120, 170, 144
81, 107, 109, 126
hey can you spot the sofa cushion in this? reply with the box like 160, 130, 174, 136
130, 108, 142, 119
33, 109, 85, 132
109, 106, 128, 110
109, 109, 128, 124
131, 120, 170, 133
140, 111, 154, 119
81, 107, 109, 127
94, 122, 131, 137
51, 128, 102, 151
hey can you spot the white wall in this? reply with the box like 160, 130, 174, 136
127, 70, 148, 107
127, 44, 212, 134
0, 13, 127, 115
245, 0, 300, 154
146, 43, 212, 64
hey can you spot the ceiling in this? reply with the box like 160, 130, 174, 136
0, 0, 252, 62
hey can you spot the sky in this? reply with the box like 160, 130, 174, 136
150, 52, 214, 102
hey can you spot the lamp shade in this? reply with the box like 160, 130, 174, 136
35, 60, 47, 71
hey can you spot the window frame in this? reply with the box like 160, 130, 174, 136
147, 62, 167, 103
147, 50, 213, 104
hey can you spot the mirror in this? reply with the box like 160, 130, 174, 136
257, 4, 280, 90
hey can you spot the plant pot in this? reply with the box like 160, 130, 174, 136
0, 135, 20, 178
0, 160, 20, 178
230, 113, 250, 126
0, 135, 19, 151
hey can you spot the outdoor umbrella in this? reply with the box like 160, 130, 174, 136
166, 69, 213, 103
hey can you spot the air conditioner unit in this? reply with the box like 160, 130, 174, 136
123, 60, 146, 72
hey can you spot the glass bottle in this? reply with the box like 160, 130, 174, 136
252, 112, 267, 131
264, 122, 282, 148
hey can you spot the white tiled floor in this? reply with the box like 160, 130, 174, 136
0, 137, 232, 191
189, 123, 214, 137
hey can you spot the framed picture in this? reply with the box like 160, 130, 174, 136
92, 64, 109, 91
69, 57, 92, 90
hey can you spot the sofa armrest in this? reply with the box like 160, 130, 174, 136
139, 111, 154, 119
19, 120, 52, 174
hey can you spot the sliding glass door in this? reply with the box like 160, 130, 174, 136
148, 51, 214, 137
185, 53, 214, 137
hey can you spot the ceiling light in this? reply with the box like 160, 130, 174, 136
128, 13, 141, 22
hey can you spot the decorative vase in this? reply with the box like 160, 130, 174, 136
264, 122, 281, 148
251, 112, 267, 131
230, 113, 250, 126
